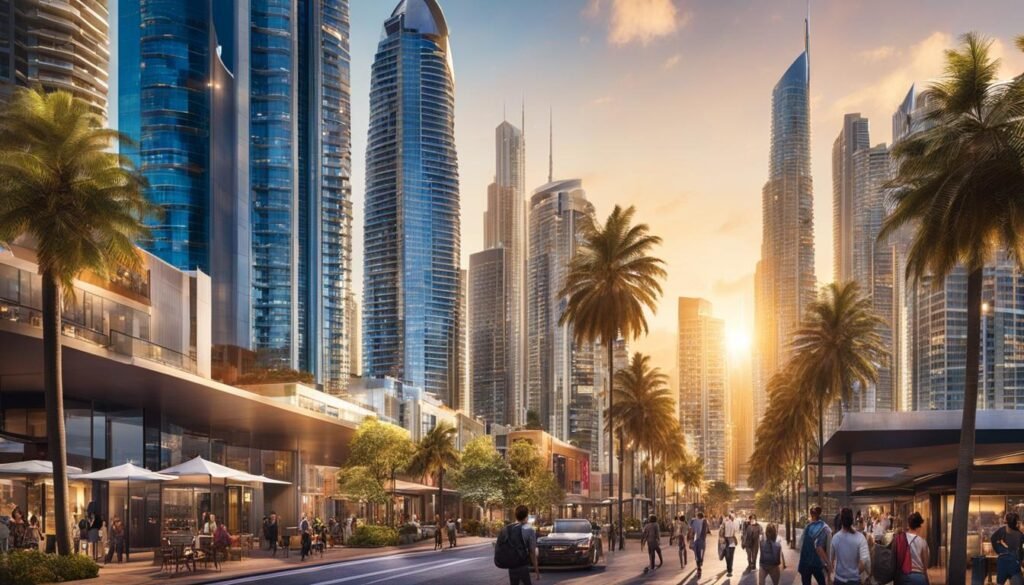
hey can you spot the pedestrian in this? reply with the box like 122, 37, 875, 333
25, 514, 42, 551
991, 511, 1022, 585
759, 523, 786, 585
497, 505, 540, 585
447, 517, 457, 548
830, 508, 869, 585
721, 512, 740, 577
203, 513, 218, 535
608, 520, 617, 551
267, 512, 280, 556
798, 506, 832, 585
901, 512, 933, 585
105, 517, 125, 563
9, 507, 26, 550
214, 519, 232, 563
671, 513, 690, 568
640, 516, 647, 552
434, 515, 444, 550
744, 514, 764, 572
87, 505, 103, 560
642, 514, 663, 573
300, 512, 312, 560
690, 511, 710, 577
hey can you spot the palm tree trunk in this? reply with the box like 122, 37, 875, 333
947, 267, 982, 585
606, 341, 614, 497
803, 444, 810, 517
42, 272, 72, 555
817, 398, 824, 506
617, 428, 624, 550
438, 468, 444, 521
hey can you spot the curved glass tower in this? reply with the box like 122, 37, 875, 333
754, 18, 816, 420
363, 0, 460, 399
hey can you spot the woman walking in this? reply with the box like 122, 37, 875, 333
991, 512, 1023, 585
759, 523, 786, 585
671, 514, 690, 568
105, 517, 125, 563
433, 515, 443, 551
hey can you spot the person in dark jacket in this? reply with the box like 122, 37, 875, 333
991, 512, 1023, 585
267, 512, 280, 556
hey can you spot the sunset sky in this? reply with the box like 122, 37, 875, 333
346, 0, 1023, 377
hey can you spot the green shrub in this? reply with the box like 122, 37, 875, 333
462, 519, 481, 536
398, 523, 420, 536
346, 525, 399, 547
0, 550, 99, 585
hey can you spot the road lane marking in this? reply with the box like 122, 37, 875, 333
310, 557, 477, 585
356, 557, 481, 585
209, 543, 493, 585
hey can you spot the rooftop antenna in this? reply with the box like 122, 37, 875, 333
804, 0, 810, 82
548, 107, 553, 183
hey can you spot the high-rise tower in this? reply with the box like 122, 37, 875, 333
678, 298, 729, 482
0, 0, 109, 119
754, 13, 816, 421
832, 114, 870, 283
363, 0, 460, 399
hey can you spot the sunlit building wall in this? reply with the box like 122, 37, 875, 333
678, 298, 728, 482
832, 113, 870, 283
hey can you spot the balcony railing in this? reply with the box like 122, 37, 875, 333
0, 298, 195, 374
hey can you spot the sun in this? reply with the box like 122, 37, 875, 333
726, 328, 752, 353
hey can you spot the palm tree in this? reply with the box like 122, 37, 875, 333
559, 205, 666, 540
409, 422, 460, 521
879, 33, 1024, 584
790, 281, 887, 504
0, 89, 153, 555
607, 353, 677, 519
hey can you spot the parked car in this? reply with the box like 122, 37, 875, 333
536, 519, 603, 568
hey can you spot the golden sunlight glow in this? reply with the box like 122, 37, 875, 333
726, 328, 752, 353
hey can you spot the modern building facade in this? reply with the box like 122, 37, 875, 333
527, 180, 599, 467
470, 119, 527, 428
678, 298, 728, 482
754, 16, 816, 423
0, 0, 109, 119
363, 0, 460, 400
832, 113, 870, 283
118, 1, 353, 390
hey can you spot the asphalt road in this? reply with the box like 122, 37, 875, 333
205, 541, 616, 585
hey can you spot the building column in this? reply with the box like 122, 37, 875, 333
845, 452, 853, 507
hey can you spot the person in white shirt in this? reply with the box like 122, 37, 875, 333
671, 514, 690, 568
830, 508, 870, 585
721, 512, 742, 576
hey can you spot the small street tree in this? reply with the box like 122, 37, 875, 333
340, 418, 415, 524
507, 439, 565, 516
704, 481, 736, 517
452, 436, 513, 519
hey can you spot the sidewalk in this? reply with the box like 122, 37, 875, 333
65, 536, 490, 585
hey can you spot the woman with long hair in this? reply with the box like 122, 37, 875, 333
992, 512, 1023, 585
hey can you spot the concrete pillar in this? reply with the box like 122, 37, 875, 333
845, 452, 853, 507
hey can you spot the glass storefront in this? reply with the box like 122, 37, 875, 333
942, 494, 1022, 563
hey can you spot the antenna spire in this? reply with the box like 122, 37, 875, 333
804, 0, 810, 80
548, 107, 553, 183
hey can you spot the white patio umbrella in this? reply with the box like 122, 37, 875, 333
72, 463, 177, 561
228, 472, 291, 485
0, 460, 83, 478
159, 456, 253, 535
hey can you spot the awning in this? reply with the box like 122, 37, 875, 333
390, 479, 458, 496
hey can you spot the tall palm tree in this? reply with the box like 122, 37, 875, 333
559, 205, 666, 540
0, 89, 153, 555
607, 353, 677, 518
880, 33, 1024, 585
409, 422, 460, 521
790, 281, 887, 504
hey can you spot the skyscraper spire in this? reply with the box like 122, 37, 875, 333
805, 0, 810, 80
548, 107, 553, 183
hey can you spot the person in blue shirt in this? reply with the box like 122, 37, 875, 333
798, 506, 832, 585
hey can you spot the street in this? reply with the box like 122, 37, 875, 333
205, 535, 805, 585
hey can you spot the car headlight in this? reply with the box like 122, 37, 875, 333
576, 538, 591, 549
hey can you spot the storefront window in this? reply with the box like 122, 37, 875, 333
66, 407, 92, 472
109, 411, 143, 466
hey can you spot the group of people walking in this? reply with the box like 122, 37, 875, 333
432, 515, 460, 550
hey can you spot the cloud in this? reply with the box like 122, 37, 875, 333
603, 0, 688, 46
716, 211, 751, 235
859, 45, 896, 62
590, 96, 613, 106
663, 53, 682, 70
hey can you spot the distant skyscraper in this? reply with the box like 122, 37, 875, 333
0, 0, 109, 119
119, 1, 353, 389
832, 114, 870, 283
527, 179, 599, 462
851, 143, 894, 411
594, 338, 629, 475
892, 84, 1024, 412
470, 119, 527, 426
363, 0, 460, 400
678, 298, 728, 482
754, 15, 816, 420
346, 293, 360, 378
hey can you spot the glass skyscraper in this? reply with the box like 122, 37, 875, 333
363, 0, 460, 399
754, 16, 816, 422
678, 298, 728, 482
118, 1, 352, 389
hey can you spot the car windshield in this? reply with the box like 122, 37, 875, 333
553, 520, 592, 534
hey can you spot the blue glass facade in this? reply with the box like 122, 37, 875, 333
364, 0, 460, 399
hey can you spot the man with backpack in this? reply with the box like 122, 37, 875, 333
798, 506, 832, 585
690, 511, 711, 576
494, 505, 539, 585
744, 514, 764, 573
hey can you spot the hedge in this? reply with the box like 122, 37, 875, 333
346, 525, 399, 547
0, 550, 99, 585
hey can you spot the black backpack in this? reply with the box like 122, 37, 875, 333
872, 541, 897, 584
494, 523, 529, 569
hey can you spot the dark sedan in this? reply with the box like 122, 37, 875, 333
536, 519, 603, 568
